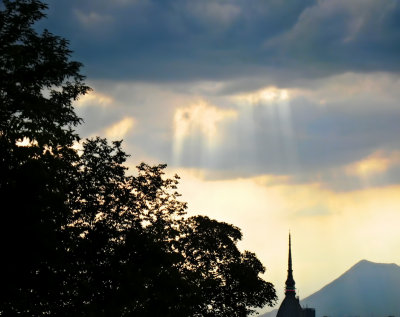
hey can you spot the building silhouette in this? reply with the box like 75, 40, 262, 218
302, 307, 316, 317
276, 234, 315, 317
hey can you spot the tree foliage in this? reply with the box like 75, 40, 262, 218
0, 1, 277, 316
0, 0, 89, 314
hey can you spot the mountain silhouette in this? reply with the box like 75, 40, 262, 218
262, 260, 400, 317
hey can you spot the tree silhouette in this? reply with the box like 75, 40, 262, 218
1, 0, 89, 314
65, 139, 276, 316
0, 1, 276, 316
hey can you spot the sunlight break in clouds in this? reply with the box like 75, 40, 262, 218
172, 100, 237, 166
105, 117, 135, 140
173, 100, 237, 143
233, 86, 298, 172
76, 90, 114, 108
233, 86, 290, 106
346, 151, 400, 178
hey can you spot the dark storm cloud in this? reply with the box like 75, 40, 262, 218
265, 0, 400, 75
40, 0, 400, 82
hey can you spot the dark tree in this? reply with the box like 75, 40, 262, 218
180, 216, 277, 316
0, 0, 89, 314
0, 1, 276, 316
64, 139, 196, 316
65, 138, 276, 316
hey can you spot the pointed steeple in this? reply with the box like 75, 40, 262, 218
285, 232, 296, 295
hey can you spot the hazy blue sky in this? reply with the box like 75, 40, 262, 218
40, 0, 400, 313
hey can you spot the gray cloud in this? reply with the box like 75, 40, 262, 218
211, 103, 396, 169
265, 0, 400, 75
38, 0, 400, 190
38, 0, 400, 82
71, 73, 400, 190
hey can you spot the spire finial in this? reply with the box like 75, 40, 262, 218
285, 232, 296, 295
288, 232, 292, 272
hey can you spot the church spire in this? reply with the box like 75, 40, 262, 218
285, 232, 296, 295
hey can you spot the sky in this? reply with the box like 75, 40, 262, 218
40, 0, 400, 313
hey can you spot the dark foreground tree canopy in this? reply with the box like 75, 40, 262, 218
0, 1, 277, 316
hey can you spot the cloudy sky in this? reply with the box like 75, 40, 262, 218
40, 0, 400, 313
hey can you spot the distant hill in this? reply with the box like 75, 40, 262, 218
261, 260, 400, 317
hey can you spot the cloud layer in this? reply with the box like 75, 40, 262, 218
42, 0, 400, 82
74, 71, 400, 191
